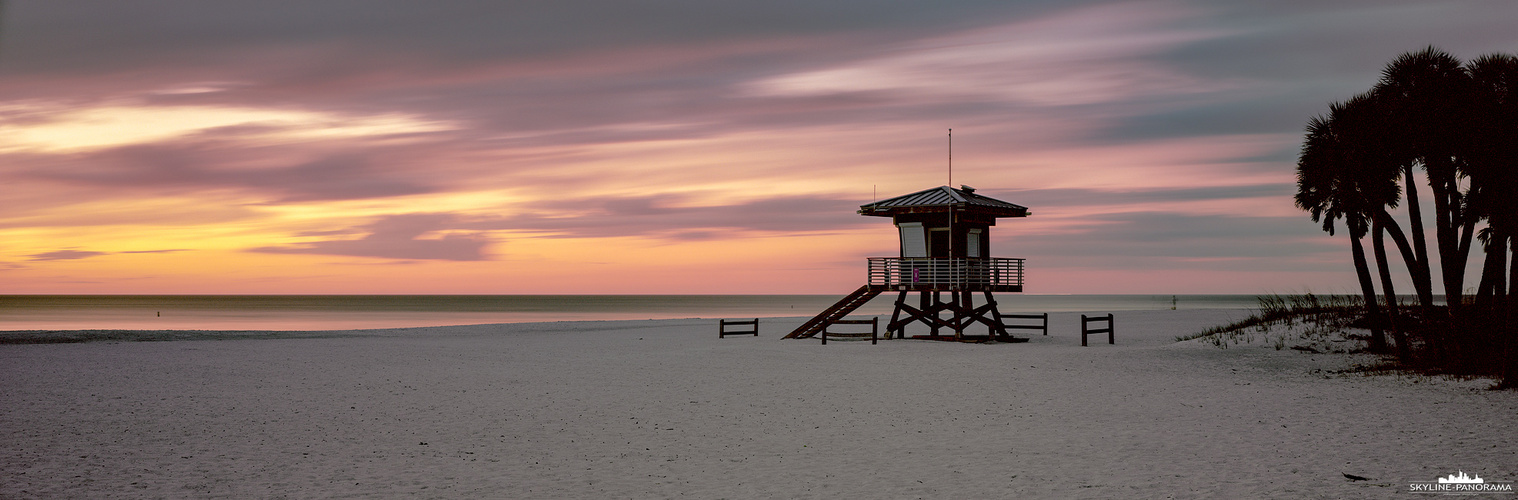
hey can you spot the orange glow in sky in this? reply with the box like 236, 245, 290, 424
2, 1, 1513, 294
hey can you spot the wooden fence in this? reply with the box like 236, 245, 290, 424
1080, 314, 1114, 346
719, 318, 758, 338
821, 317, 878, 345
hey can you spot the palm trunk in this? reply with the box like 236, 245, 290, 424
1428, 161, 1464, 307
1458, 214, 1477, 299
1505, 240, 1518, 387
1377, 208, 1434, 307
1351, 232, 1388, 352
1478, 233, 1507, 305
1510, 234, 1518, 299
1402, 165, 1436, 308
1500, 230, 1511, 304
1505, 243, 1518, 387
1373, 217, 1407, 358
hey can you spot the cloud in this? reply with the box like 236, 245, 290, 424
251, 213, 492, 261
23, 248, 191, 261
988, 184, 1294, 212
1010, 210, 1337, 272
478, 194, 874, 239
27, 249, 108, 261
18, 140, 441, 203
1, 2, 1042, 74
3, 1, 1515, 293
0, 103, 453, 153
745, 2, 1236, 107
119, 249, 190, 254
244, 195, 874, 264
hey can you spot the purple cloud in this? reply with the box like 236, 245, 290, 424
28, 250, 108, 261
2, 1, 1514, 293
24, 248, 191, 261
251, 213, 491, 261
475, 194, 872, 239
22, 142, 440, 203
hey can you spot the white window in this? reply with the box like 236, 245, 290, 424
899, 222, 926, 257
967, 229, 982, 257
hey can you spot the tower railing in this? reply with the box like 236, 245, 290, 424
866, 257, 1024, 289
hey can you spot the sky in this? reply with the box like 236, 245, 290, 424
1, 0, 1516, 295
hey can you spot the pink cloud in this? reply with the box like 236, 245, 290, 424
2, 1, 1513, 293
252, 214, 492, 261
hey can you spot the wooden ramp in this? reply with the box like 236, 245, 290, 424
784, 285, 881, 339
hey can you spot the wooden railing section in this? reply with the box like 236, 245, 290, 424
867, 257, 1024, 289
1081, 313, 1114, 346
821, 317, 879, 345
1001, 312, 1048, 335
718, 318, 758, 338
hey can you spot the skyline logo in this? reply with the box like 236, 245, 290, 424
1410, 471, 1514, 495
1441, 471, 1486, 484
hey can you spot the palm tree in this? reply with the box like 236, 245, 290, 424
1375, 47, 1475, 307
1304, 47, 1518, 380
1466, 53, 1518, 304
1461, 52, 1518, 387
1296, 96, 1392, 351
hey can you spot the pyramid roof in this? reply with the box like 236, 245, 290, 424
859, 185, 1028, 218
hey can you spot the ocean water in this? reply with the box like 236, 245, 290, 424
0, 294, 1265, 331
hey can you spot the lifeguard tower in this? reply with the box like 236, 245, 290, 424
784, 185, 1029, 341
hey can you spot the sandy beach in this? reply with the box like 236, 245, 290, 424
3, 309, 1514, 499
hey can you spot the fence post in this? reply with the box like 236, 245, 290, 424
1081, 314, 1089, 347
1106, 313, 1114, 344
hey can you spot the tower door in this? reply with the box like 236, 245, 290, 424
929, 228, 949, 257
899, 223, 926, 258
967, 229, 982, 258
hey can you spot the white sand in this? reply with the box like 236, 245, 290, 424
2, 310, 1514, 499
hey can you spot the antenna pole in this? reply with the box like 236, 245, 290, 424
948, 128, 952, 187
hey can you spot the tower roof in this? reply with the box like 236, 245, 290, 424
859, 185, 1028, 218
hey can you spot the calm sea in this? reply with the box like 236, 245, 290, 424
0, 294, 1264, 331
